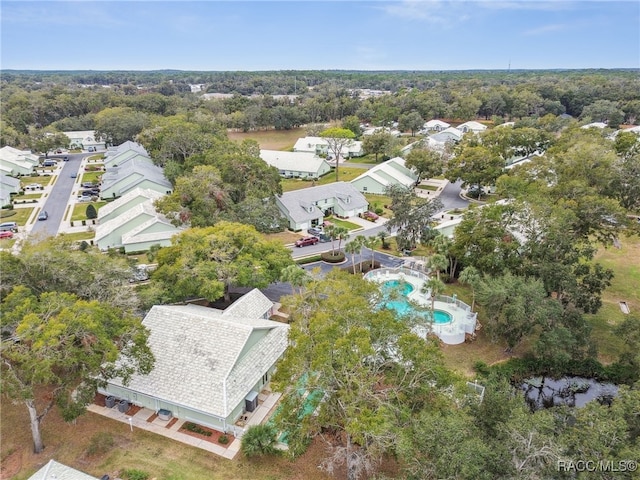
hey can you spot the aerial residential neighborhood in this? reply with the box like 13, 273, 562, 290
1, 1, 639, 480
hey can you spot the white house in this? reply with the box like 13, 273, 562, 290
456, 121, 487, 134
98, 187, 164, 223
259, 150, 331, 179
362, 126, 401, 137
62, 130, 105, 150
351, 157, 418, 195
100, 159, 172, 200
423, 119, 451, 132
581, 122, 608, 129
275, 182, 369, 231
28, 459, 100, 480
0, 146, 39, 176
293, 136, 364, 158
0, 174, 20, 206
100, 291, 288, 434
95, 199, 180, 252
105, 140, 148, 158
104, 150, 154, 170
429, 127, 463, 144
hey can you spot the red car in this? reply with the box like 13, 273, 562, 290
295, 236, 319, 247
0, 231, 14, 239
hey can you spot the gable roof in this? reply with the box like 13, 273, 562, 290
351, 157, 417, 189
98, 187, 164, 222
0, 174, 21, 191
293, 136, 363, 156
429, 127, 463, 143
109, 292, 288, 419
95, 200, 175, 244
277, 182, 368, 223
456, 121, 487, 132
104, 151, 153, 169
106, 141, 148, 157
424, 119, 451, 129
28, 460, 99, 480
259, 150, 330, 174
101, 159, 170, 197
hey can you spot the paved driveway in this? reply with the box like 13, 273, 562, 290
29, 153, 90, 238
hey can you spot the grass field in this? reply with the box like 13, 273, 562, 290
20, 176, 53, 187
584, 234, 639, 363
0, 207, 35, 225
57, 231, 96, 243
0, 393, 332, 480
281, 167, 364, 193
363, 194, 392, 217
81, 171, 103, 185
325, 216, 361, 231
227, 128, 306, 150
12, 193, 42, 201
71, 202, 107, 222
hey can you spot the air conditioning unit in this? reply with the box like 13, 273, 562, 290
245, 391, 259, 412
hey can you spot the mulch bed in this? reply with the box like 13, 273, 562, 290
146, 413, 158, 423
179, 422, 235, 445
166, 418, 179, 429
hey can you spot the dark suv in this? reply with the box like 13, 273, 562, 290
295, 236, 319, 247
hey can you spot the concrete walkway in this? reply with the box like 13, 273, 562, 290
87, 403, 242, 459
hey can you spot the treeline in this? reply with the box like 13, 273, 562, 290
1, 69, 639, 149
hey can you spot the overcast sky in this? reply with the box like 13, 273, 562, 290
2, 1, 638, 71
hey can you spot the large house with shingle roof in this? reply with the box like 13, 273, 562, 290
351, 157, 418, 195
260, 149, 331, 179
28, 459, 100, 480
275, 182, 369, 231
0, 146, 39, 176
0, 174, 21, 206
293, 136, 364, 158
100, 159, 172, 200
95, 196, 180, 252
100, 291, 288, 433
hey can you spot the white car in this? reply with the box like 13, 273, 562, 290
77, 196, 92, 203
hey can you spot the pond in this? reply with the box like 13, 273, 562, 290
521, 376, 618, 411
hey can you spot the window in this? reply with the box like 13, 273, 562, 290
363, 186, 368, 191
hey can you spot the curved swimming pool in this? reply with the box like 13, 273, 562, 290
380, 280, 452, 324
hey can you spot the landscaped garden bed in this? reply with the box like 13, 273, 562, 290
179, 422, 234, 445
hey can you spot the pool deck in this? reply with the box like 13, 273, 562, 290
366, 267, 478, 345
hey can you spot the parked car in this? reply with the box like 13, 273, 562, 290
38, 210, 48, 221
42, 160, 57, 167
0, 221, 18, 232
295, 236, 319, 247
87, 146, 96, 152
81, 182, 96, 188
24, 184, 43, 191
77, 196, 92, 203
0, 231, 14, 239
308, 227, 324, 236
361, 211, 379, 221
70, 173, 77, 178
63, 156, 69, 161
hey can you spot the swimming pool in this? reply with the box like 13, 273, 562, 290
380, 280, 452, 324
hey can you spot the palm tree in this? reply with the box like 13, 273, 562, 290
280, 264, 310, 294
377, 230, 389, 249
458, 265, 481, 311
334, 226, 349, 253
345, 236, 364, 274
422, 277, 446, 311
428, 253, 448, 282
364, 236, 378, 271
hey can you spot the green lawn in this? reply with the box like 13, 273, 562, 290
345, 154, 379, 164
417, 184, 438, 191
364, 194, 393, 217
0, 207, 35, 225
325, 216, 362, 231
281, 167, 364, 192
12, 193, 42, 201
228, 127, 307, 150
71, 201, 107, 222
81, 171, 103, 184
57, 231, 96, 242
20, 175, 53, 187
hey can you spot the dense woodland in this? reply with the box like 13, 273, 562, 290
1, 69, 640, 479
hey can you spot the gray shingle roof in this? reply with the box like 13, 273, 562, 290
277, 182, 368, 223
101, 159, 171, 197
259, 149, 330, 174
28, 460, 99, 480
109, 291, 288, 418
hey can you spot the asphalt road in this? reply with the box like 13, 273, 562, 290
28, 153, 89, 238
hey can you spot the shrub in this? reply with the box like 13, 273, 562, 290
321, 251, 345, 263
86, 432, 114, 456
86, 204, 97, 219
219, 434, 229, 445
183, 422, 212, 436
241, 424, 278, 457
374, 207, 384, 215
122, 469, 149, 480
